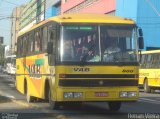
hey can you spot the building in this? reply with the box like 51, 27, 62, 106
19, 0, 61, 32
61, 0, 116, 15
19, 0, 45, 32
45, 0, 61, 19
116, 0, 160, 50
11, 6, 24, 54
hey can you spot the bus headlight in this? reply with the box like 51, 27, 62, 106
64, 92, 83, 98
128, 92, 137, 97
73, 92, 83, 98
119, 92, 137, 98
64, 92, 73, 98
120, 92, 128, 97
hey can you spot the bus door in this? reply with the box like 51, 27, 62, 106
23, 36, 28, 77
48, 24, 57, 83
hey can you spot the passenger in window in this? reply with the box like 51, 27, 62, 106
75, 39, 83, 61
80, 36, 95, 61
35, 31, 40, 52
89, 50, 100, 62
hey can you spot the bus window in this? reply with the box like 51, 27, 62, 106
42, 26, 48, 51
61, 25, 99, 62
26, 35, 29, 55
101, 25, 137, 62
23, 36, 27, 56
29, 32, 34, 53
146, 54, 151, 68
35, 29, 41, 52
48, 25, 56, 65
143, 54, 148, 68
141, 54, 145, 68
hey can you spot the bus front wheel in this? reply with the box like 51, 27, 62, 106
49, 90, 59, 109
108, 101, 121, 111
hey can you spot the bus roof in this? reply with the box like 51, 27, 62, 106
50, 13, 135, 24
141, 50, 160, 54
18, 13, 136, 37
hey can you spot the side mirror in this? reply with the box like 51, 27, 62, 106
138, 28, 143, 37
47, 42, 53, 54
138, 37, 144, 49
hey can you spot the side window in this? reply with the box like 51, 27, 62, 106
143, 54, 148, 68
28, 33, 31, 54
30, 32, 34, 53
42, 26, 48, 51
141, 54, 145, 68
26, 35, 29, 55
23, 36, 27, 56
48, 25, 55, 42
48, 24, 57, 65
17, 38, 21, 57
35, 30, 40, 52
20, 38, 23, 57
146, 54, 151, 68
158, 55, 160, 68
153, 54, 158, 68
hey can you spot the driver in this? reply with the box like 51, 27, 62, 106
103, 38, 120, 62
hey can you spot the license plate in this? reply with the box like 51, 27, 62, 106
95, 92, 108, 97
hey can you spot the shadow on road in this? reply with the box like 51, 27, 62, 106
0, 95, 12, 103
53, 102, 127, 117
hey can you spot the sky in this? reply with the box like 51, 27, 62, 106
0, 0, 30, 45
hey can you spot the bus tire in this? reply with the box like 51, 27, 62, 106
49, 90, 59, 109
144, 79, 151, 93
108, 101, 121, 111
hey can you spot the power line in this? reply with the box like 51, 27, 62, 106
2, 0, 18, 6
145, 0, 160, 17
0, 17, 18, 20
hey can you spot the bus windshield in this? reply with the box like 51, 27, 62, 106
60, 24, 138, 63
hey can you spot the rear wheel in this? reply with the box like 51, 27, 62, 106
108, 101, 121, 111
49, 90, 60, 109
144, 79, 151, 93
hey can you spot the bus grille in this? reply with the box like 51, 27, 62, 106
58, 74, 137, 87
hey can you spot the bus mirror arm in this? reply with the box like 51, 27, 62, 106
138, 37, 144, 49
139, 50, 142, 63
47, 42, 53, 54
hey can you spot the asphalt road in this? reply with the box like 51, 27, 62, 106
0, 73, 160, 119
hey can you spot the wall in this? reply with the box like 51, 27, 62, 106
116, 0, 160, 50
45, 0, 61, 19
116, 0, 138, 21
19, 0, 45, 32
137, 0, 160, 49
61, 0, 115, 14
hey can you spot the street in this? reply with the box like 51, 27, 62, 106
0, 73, 160, 119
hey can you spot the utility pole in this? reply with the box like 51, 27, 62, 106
0, 37, 5, 66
